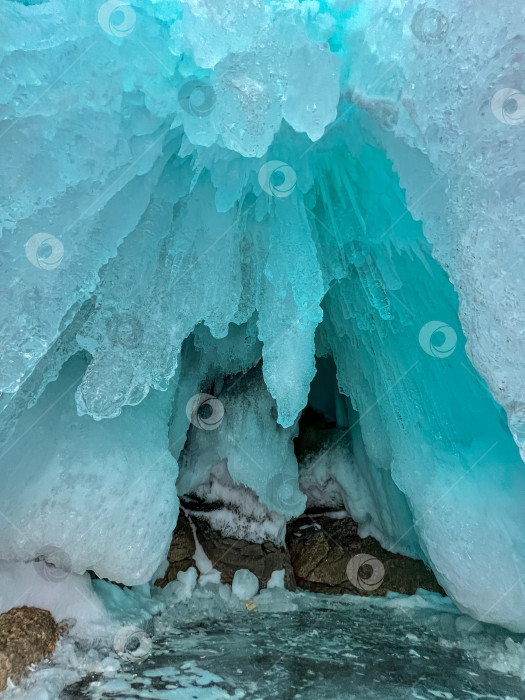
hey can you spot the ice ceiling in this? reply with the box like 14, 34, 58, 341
0, 0, 524, 632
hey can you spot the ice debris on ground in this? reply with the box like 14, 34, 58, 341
231, 569, 259, 601
4, 579, 525, 699
267, 569, 285, 589
0, 0, 524, 633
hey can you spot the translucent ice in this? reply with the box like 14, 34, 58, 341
0, 0, 524, 634
0, 355, 179, 585
178, 366, 306, 519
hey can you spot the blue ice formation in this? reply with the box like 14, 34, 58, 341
0, 0, 524, 631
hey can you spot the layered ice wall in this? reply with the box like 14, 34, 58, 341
0, 0, 524, 630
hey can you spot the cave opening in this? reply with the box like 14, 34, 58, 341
1, 0, 524, 698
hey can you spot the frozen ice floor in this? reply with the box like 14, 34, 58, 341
59, 603, 525, 700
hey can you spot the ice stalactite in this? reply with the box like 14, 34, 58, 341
0, 0, 524, 632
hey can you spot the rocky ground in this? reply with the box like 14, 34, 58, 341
156, 509, 296, 590
0, 508, 442, 691
286, 513, 444, 596
156, 506, 444, 598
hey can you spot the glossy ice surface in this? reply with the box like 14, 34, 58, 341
61, 599, 525, 700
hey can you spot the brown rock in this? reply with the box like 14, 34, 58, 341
155, 509, 196, 587
288, 528, 330, 580
155, 510, 296, 591
194, 517, 296, 591
286, 514, 445, 597
0, 606, 72, 691
156, 507, 442, 599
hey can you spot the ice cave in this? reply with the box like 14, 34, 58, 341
0, 0, 524, 698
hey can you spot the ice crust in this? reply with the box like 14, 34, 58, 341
0, 0, 524, 631
0, 355, 179, 585
1, 576, 524, 699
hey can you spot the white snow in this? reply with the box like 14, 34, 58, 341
184, 510, 221, 587
231, 569, 259, 601
267, 569, 285, 589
